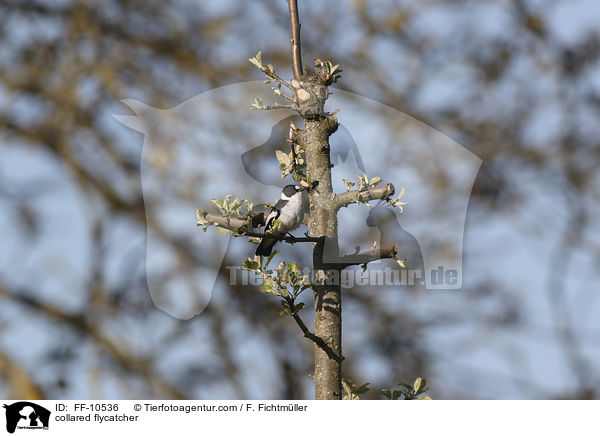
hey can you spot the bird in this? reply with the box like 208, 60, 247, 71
255, 184, 308, 257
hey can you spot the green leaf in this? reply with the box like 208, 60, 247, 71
288, 261, 300, 276
275, 150, 291, 165
264, 250, 280, 268
394, 257, 406, 269
342, 379, 369, 400
280, 286, 288, 297
249, 61, 261, 72
419, 395, 432, 400
279, 299, 292, 315
397, 186, 405, 199
242, 258, 259, 271
196, 210, 209, 226
342, 178, 356, 191
413, 377, 424, 393
369, 176, 382, 186
382, 389, 392, 400
248, 51, 263, 69
357, 173, 369, 190
270, 219, 282, 232
250, 97, 264, 110
215, 226, 232, 235
342, 379, 354, 393
397, 382, 413, 391
355, 383, 370, 395
211, 198, 224, 208
260, 277, 277, 294
230, 197, 242, 209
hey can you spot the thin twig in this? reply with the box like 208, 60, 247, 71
289, 140, 298, 173
287, 0, 303, 81
275, 89, 295, 102
237, 231, 319, 243
260, 104, 294, 110
263, 69, 294, 90
288, 299, 344, 363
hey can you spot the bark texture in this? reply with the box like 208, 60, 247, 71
301, 115, 342, 399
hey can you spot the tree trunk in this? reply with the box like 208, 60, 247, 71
303, 116, 341, 400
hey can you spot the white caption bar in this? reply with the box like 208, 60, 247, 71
0, 400, 594, 436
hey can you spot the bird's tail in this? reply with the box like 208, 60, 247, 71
255, 236, 278, 257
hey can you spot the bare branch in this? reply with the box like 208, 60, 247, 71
274, 88, 295, 101
335, 243, 399, 268
289, 141, 298, 174
287, 0, 303, 81
334, 183, 395, 210
260, 103, 294, 110
198, 210, 247, 228
0, 284, 186, 399
198, 211, 322, 243
0, 349, 45, 399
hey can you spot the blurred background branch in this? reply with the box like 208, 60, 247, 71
0, 0, 598, 399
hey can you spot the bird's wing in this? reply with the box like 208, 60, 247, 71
273, 198, 289, 210
264, 207, 282, 231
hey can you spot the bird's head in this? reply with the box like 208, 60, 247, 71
281, 184, 306, 199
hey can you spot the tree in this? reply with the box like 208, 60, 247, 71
197, 0, 407, 400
